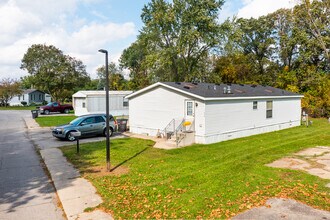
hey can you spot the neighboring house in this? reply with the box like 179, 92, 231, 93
72, 90, 133, 116
9, 89, 51, 106
126, 82, 303, 146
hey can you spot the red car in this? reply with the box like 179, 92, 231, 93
39, 102, 73, 114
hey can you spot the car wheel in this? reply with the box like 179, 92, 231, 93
66, 131, 76, 141
103, 127, 113, 137
44, 110, 50, 115
64, 109, 69, 114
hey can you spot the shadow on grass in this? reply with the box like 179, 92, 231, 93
111, 147, 150, 172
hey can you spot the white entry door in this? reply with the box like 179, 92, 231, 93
184, 100, 195, 132
185, 100, 195, 119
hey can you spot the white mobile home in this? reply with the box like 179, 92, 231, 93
126, 82, 303, 146
72, 90, 133, 116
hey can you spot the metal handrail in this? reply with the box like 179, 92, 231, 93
176, 119, 195, 147
163, 119, 175, 140
163, 118, 195, 147
175, 118, 189, 147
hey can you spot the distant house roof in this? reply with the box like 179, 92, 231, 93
73, 90, 133, 98
22, 89, 45, 94
126, 82, 303, 101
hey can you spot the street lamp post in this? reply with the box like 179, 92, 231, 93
98, 49, 111, 172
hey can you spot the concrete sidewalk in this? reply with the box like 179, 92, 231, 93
24, 116, 113, 220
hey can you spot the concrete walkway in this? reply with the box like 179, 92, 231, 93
24, 115, 112, 220
267, 146, 330, 188
123, 132, 180, 149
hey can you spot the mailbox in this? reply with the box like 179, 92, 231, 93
71, 131, 81, 154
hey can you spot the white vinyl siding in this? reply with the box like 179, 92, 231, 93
202, 98, 301, 144
87, 95, 124, 112
129, 87, 187, 136
74, 97, 88, 116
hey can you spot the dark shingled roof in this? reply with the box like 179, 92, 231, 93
23, 89, 37, 94
162, 82, 300, 98
23, 89, 45, 94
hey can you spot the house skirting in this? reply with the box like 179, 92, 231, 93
195, 120, 301, 144
130, 126, 160, 137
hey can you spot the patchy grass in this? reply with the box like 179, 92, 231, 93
35, 115, 77, 127
0, 106, 38, 110
61, 119, 330, 219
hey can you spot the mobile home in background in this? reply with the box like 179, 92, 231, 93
72, 90, 133, 116
9, 89, 51, 106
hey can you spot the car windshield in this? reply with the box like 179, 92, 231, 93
46, 102, 54, 106
69, 117, 84, 126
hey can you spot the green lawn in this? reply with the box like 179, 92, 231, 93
35, 115, 77, 127
61, 119, 330, 219
0, 106, 38, 110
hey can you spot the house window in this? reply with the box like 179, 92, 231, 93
82, 102, 86, 108
23, 95, 24, 100
18, 95, 20, 101
266, 101, 273, 118
30, 94, 33, 100
123, 98, 129, 107
39, 94, 41, 100
186, 101, 193, 116
253, 101, 258, 110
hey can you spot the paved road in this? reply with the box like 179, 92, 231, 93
0, 111, 64, 220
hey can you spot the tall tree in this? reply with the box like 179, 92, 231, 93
295, 0, 330, 70
237, 16, 276, 81
121, 0, 224, 84
120, 40, 151, 90
270, 9, 300, 70
97, 63, 128, 90
21, 44, 90, 102
0, 78, 22, 107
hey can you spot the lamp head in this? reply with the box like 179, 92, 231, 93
98, 49, 108, 54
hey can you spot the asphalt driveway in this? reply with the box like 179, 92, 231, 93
27, 119, 127, 150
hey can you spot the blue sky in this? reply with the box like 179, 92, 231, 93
0, 0, 296, 80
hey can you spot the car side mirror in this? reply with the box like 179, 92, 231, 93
80, 122, 86, 126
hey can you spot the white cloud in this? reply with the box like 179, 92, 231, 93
69, 22, 135, 54
0, 2, 42, 45
0, 0, 137, 80
14, 0, 77, 20
238, 0, 297, 18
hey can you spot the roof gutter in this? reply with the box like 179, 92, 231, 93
204, 95, 304, 101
